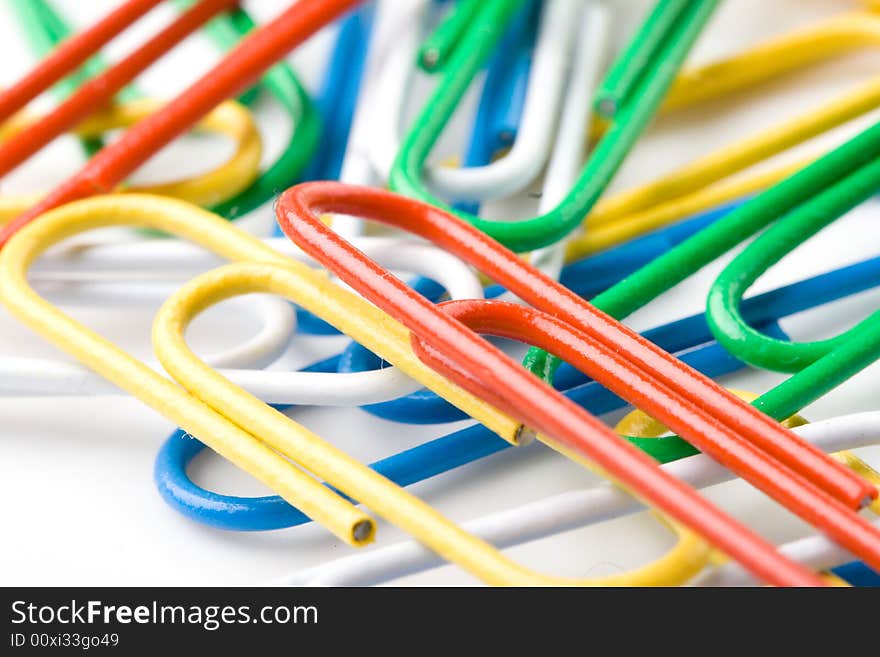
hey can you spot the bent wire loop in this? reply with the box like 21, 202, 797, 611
426, 0, 596, 205
2, 193, 715, 587
281, 407, 880, 587
0, 0, 362, 246
0, 97, 262, 222
275, 181, 880, 586
4, 0, 878, 588
292, 0, 537, 329
4, 0, 321, 222
0, 0, 241, 179
389, 0, 720, 252
298, 7, 880, 337
0, 193, 528, 549
705, 145, 880, 374
0, 0, 261, 217
0, 192, 847, 586
5, 234, 484, 403
566, 6, 880, 260
524, 96, 880, 460
153, 266, 716, 587
377, 3, 880, 262
155, 250, 880, 530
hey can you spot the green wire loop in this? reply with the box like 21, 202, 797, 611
706, 154, 880, 373
389, 0, 719, 253
524, 112, 880, 463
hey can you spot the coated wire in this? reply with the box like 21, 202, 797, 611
0, 0, 240, 178
389, 0, 720, 252
280, 412, 880, 587
5, 236, 483, 403
0, 194, 522, 548
0, 0, 363, 247
278, 181, 877, 586
0, 97, 262, 221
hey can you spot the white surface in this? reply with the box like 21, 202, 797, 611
1, 0, 879, 586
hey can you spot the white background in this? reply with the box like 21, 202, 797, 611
1, 0, 879, 585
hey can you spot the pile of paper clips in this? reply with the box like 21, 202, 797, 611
3, 0, 880, 587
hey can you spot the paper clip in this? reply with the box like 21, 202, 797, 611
706, 145, 880, 374
4, 0, 324, 222
153, 248, 880, 532
389, 0, 718, 252
0, 193, 716, 586
523, 112, 880, 436
4, 232, 482, 402
276, 181, 880, 585
0, 0, 241, 178
567, 6, 880, 259
430, 0, 603, 206
152, 291, 802, 581
0, 0, 361, 246
280, 408, 880, 586
0, 191, 837, 585
0, 193, 523, 550
0, 0, 264, 218
0, 97, 262, 221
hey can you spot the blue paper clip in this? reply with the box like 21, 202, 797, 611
153, 236, 880, 531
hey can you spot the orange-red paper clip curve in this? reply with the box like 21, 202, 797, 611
275, 182, 880, 587
0, 0, 239, 178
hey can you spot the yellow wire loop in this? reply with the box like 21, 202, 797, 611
0, 97, 262, 223
153, 260, 711, 586
0, 194, 520, 546
0, 193, 710, 585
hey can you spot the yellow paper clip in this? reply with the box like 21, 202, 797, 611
0, 98, 261, 223
0, 193, 711, 586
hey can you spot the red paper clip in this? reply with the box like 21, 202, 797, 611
0, 0, 239, 178
0, 0, 361, 247
276, 182, 880, 587
0, 0, 162, 125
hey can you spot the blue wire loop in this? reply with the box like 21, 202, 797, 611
153, 223, 880, 530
